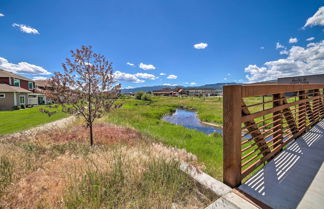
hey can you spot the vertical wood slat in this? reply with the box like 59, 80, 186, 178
223, 85, 242, 187
224, 84, 324, 187
305, 91, 315, 125
282, 97, 298, 135
298, 91, 306, 133
241, 101, 271, 157
273, 93, 283, 148
314, 89, 323, 120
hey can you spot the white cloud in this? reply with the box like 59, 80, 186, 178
185, 82, 197, 86
0, 13, 4, 17
135, 73, 158, 80
33, 76, 48, 80
289, 37, 298, 43
139, 62, 156, 70
307, 42, 316, 47
0, 57, 51, 75
260, 46, 265, 50
163, 83, 177, 86
123, 86, 134, 89
245, 40, 324, 82
159, 73, 166, 76
167, 74, 177, 79
304, 6, 324, 28
193, 42, 208, 49
113, 71, 144, 83
280, 50, 289, 55
276, 42, 285, 49
306, 37, 315, 41
12, 23, 39, 34
126, 62, 134, 66
224, 77, 228, 81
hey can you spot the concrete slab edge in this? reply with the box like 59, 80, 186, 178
179, 163, 259, 209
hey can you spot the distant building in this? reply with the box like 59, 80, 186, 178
184, 88, 220, 97
152, 87, 222, 97
278, 74, 324, 84
152, 88, 184, 96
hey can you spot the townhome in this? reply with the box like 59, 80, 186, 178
0, 69, 48, 110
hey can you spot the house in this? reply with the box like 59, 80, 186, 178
152, 88, 184, 96
184, 88, 220, 97
34, 80, 54, 104
278, 74, 324, 84
0, 69, 49, 110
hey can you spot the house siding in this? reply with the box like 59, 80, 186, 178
0, 92, 15, 110
0, 78, 10, 85
20, 80, 29, 90
16, 93, 29, 106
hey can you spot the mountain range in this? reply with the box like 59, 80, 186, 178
121, 83, 237, 94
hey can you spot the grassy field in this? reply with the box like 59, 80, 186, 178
107, 96, 224, 179
0, 122, 215, 208
0, 106, 67, 136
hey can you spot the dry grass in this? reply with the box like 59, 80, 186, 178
0, 122, 215, 208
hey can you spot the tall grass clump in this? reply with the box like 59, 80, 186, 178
64, 156, 198, 209
0, 156, 14, 197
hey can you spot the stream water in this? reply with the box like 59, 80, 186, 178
162, 109, 222, 135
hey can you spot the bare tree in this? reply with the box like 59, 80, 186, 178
43, 46, 121, 146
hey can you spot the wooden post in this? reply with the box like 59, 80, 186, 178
273, 93, 283, 148
298, 91, 306, 133
223, 85, 242, 187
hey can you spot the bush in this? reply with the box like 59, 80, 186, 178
135, 91, 145, 100
141, 93, 152, 101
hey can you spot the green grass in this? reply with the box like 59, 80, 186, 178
107, 96, 224, 179
0, 105, 68, 136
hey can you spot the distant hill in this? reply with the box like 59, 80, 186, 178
121, 82, 237, 94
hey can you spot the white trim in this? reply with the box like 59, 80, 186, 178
19, 95, 25, 105
14, 92, 17, 105
0, 93, 5, 99
28, 81, 34, 90
14, 78, 20, 87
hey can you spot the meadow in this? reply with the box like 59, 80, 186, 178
0, 106, 67, 136
107, 96, 224, 179
0, 122, 215, 208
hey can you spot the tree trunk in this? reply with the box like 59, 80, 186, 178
89, 122, 94, 146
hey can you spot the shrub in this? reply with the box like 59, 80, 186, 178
141, 93, 152, 101
135, 91, 145, 100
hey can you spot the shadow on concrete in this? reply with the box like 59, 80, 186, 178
239, 120, 324, 209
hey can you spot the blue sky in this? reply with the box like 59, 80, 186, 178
0, 0, 323, 88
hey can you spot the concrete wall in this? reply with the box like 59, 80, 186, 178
278, 74, 324, 84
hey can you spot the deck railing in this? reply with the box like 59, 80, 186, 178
223, 84, 324, 187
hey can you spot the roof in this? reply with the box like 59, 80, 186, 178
0, 84, 32, 93
35, 80, 52, 88
0, 69, 34, 82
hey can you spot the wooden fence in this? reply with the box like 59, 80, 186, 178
223, 84, 324, 187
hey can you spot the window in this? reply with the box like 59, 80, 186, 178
0, 93, 5, 99
28, 81, 34, 90
14, 79, 20, 87
19, 95, 25, 105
